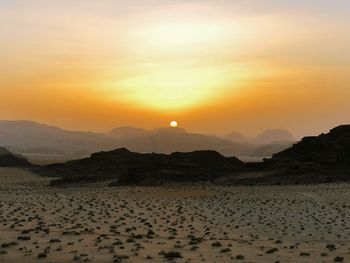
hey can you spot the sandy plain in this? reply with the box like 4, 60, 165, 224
0, 167, 349, 263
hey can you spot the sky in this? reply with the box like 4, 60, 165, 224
0, 0, 350, 138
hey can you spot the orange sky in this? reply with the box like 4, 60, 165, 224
1, 1, 350, 138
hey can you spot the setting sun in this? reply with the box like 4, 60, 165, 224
170, 121, 178, 128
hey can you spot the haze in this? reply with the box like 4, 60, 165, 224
1, 0, 350, 138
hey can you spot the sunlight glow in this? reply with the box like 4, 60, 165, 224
114, 67, 233, 110
104, 18, 243, 110
98, 14, 306, 111
140, 21, 226, 48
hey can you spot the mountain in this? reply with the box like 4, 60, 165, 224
0, 120, 108, 155
222, 129, 295, 158
224, 131, 247, 143
37, 148, 244, 186
0, 120, 248, 158
117, 131, 245, 156
108, 126, 152, 140
0, 147, 32, 167
153, 127, 186, 134
109, 126, 187, 140
0, 120, 296, 160
249, 143, 294, 157
254, 129, 295, 144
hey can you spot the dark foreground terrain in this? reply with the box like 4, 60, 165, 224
0, 147, 32, 168
38, 148, 244, 186
28, 125, 350, 186
0, 168, 349, 263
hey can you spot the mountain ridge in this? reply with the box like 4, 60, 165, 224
1, 120, 292, 159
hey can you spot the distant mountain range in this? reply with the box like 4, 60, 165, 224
224, 131, 247, 143
0, 120, 295, 161
0, 120, 107, 155
224, 129, 295, 144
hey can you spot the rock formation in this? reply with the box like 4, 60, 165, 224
260, 125, 350, 183
38, 148, 244, 186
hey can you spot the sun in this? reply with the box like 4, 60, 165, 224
170, 121, 178, 128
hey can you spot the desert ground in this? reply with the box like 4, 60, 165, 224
0, 168, 349, 263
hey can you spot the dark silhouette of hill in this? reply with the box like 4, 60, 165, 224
0, 147, 32, 167
0, 147, 16, 156
228, 125, 350, 185
254, 129, 295, 144
265, 125, 350, 178
37, 148, 244, 186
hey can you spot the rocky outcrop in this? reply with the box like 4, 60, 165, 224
261, 125, 350, 183
38, 148, 244, 186
0, 147, 32, 168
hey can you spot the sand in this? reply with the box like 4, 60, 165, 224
0, 167, 349, 262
